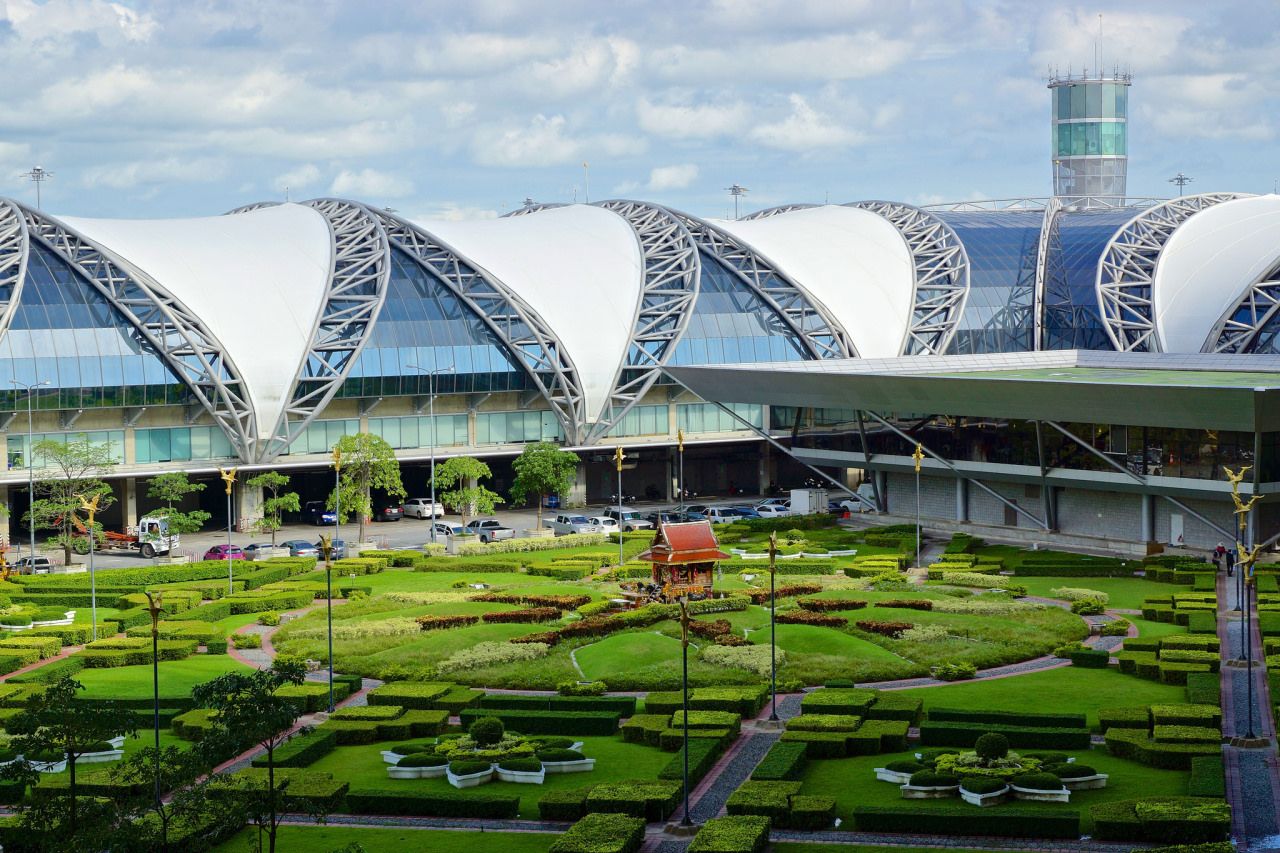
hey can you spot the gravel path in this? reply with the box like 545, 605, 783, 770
686, 732, 780, 823
769, 829, 1141, 851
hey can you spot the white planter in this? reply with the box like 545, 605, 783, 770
1061, 774, 1109, 790
496, 767, 546, 784
381, 750, 409, 764
31, 759, 66, 773
447, 767, 494, 788
524, 528, 555, 539
447, 535, 480, 556
875, 768, 915, 784
541, 758, 596, 774
108, 736, 125, 749
1009, 785, 1070, 803
0, 623, 33, 632
78, 749, 123, 764
960, 786, 1009, 807
387, 764, 448, 779
900, 784, 959, 799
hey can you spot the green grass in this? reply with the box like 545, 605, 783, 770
211, 827, 555, 853
894, 665, 1187, 729
1131, 618, 1186, 638
748, 623, 904, 662
36, 729, 190, 784
799, 745, 1189, 833
1012, 576, 1166, 610
307, 734, 669, 819
73, 655, 252, 700
574, 631, 684, 681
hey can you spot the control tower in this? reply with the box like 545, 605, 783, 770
1048, 70, 1131, 199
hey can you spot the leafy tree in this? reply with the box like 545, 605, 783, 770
146, 472, 211, 534
109, 745, 238, 853
26, 438, 115, 566
192, 658, 312, 853
247, 471, 300, 547
0, 677, 137, 847
510, 442, 579, 528
435, 456, 503, 526
327, 433, 405, 543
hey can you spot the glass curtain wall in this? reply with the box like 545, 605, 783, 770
938, 211, 1043, 354
1040, 208, 1133, 350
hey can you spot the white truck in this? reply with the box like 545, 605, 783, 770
788, 488, 829, 516
134, 515, 179, 558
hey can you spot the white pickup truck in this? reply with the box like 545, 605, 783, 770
546, 514, 601, 536
465, 519, 515, 544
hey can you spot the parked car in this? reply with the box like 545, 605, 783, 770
644, 510, 705, 526
543, 494, 561, 509
465, 519, 514, 544
243, 543, 278, 560
729, 505, 761, 518
604, 507, 653, 532
590, 516, 620, 535
758, 498, 789, 508
12, 555, 52, 574
402, 498, 444, 519
316, 539, 346, 559
754, 504, 791, 519
546, 514, 601, 536
373, 504, 403, 522
431, 521, 465, 539
303, 501, 336, 525
279, 540, 320, 558
685, 504, 710, 516
702, 507, 739, 524
203, 544, 246, 561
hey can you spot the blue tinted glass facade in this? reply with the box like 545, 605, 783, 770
668, 251, 807, 365
938, 210, 1042, 354
1041, 209, 1132, 350
340, 246, 533, 398
0, 242, 192, 410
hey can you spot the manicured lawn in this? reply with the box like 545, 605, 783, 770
212, 827, 555, 852
575, 631, 684, 681
748, 623, 904, 663
214, 613, 268, 633
74, 655, 253, 700
776, 847, 972, 853
307, 734, 670, 818
800, 745, 1189, 833
893, 665, 1187, 729
1013, 576, 1168, 610
1131, 617, 1187, 638
36, 729, 190, 784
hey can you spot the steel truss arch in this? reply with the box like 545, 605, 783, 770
371, 207, 588, 444
666, 207, 856, 361
1096, 192, 1252, 352
847, 201, 970, 355
1203, 259, 1280, 354
0, 200, 29, 343
740, 204, 816, 220
18, 205, 256, 459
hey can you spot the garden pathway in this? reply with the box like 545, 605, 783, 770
1217, 571, 1280, 850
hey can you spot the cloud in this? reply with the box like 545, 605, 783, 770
2, 0, 157, 44
329, 168, 414, 198
636, 97, 749, 139
749, 94, 864, 151
649, 33, 912, 83
81, 156, 228, 189
414, 203, 500, 221
647, 164, 699, 191
273, 163, 321, 193
472, 114, 644, 168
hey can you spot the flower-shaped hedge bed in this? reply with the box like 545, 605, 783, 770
383, 717, 595, 786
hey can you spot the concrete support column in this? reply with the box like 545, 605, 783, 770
123, 428, 137, 465
1045, 485, 1059, 532
467, 411, 478, 447
665, 450, 676, 503
123, 477, 138, 530
567, 462, 587, 508
758, 443, 772, 496
1140, 493, 1155, 544
237, 482, 264, 532
955, 478, 969, 522
875, 471, 888, 512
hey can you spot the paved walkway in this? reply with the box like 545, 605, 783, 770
1217, 571, 1280, 851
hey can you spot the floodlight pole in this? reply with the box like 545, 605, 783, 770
407, 363, 453, 544
913, 444, 924, 568
143, 591, 163, 811
321, 531, 335, 713
12, 379, 49, 561
76, 493, 101, 641
220, 468, 237, 594
677, 429, 685, 511
615, 446, 625, 567
678, 595, 693, 827
768, 531, 778, 722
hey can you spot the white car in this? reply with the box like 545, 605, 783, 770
758, 498, 789, 508
430, 521, 465, 539
402, 498, 445, 519
590, 516, 620, 534
754, 504, 791, 519
603, 507, 654, 532
703, 507, 740, 524
546, 514, 601, 535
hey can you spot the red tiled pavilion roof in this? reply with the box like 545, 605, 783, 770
636, 521, 730, 565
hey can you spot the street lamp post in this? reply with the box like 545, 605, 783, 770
320, 532, 335, 713
142, 591, 163, 812
76, 493, 102, 641
406, 364, 454, 544
678, 595, 693, 828
219, 468, 237, 594
677, 429, 685, 510
912, 444, 924, 568
768, 531, 778, 722
1225, 465, 1263, 740
614, 447, 625, 567
11, 379, 50, 560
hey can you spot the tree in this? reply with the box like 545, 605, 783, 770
0, 677, 137, 848
327, 433, 405, 544
435, 456, 503, 526
192, 658, 313, 853
510, 442, 579, 528
109, 745, 238, 853
27, 439, 115, 566
247, 471, 300, 547
146, 472, 211, 534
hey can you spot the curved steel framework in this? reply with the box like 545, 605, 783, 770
585, 200, 700, 442
18, 205, 256, 458
1032, 196, 1063, 350
847, 201, 970, 355
256, 199, 391, 460
0, 200, 28, 344
667, 206, 855, 362
740, 203, 816, 220
1096, 192, 1251, 352
1203, 258, 1280, 354
371, 208, 588, 444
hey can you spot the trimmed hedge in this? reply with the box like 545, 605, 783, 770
343, 787, 519, 818
726, 780, 801, 824
644, 686, 766, 717
586, 780, 682, 822
1187, 756, 1226, 798
479, 694, 637, 715
863, 693, 923, 724
252, 729, 336, 768
458, 708, 620, 736
926, 707, 1086, 728
1105, 728, 1221, 769
539, 786, 594, 822
799, 688, 876, 716
854, 805, 1080, 838
550, 813, 646, 853
658, 738, 724, 786
688, 815, 771, 853
750, 741, 808, 781
366, 682, 453, 710
919, 721, 1091, 750
1092, 797, 1230, 844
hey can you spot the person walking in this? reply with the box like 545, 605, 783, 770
1214, 542, 1226, 574
1226, 546, 1236, 577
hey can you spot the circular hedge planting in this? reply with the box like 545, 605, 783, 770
468, 716, 505, 746
449, 760, 493, 776
398, 752, 448, 768
1011, 772, 1064, 791
974, 732, 1010, 760
959, 776, 1007, 794
909, 771, 959, 787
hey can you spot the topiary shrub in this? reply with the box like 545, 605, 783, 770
974, 732, 1010, 761
959, 776, 1006, 794
1010, 772, 1063, 791
397, 752, 448, 768
537, 749, 586, 763
498, 758, 544, 773
468, 716, 505, 746
884, 760, 925, 774
908, 770, 959, 788
449, 760, 493, 776
1045, 763, 1095, 779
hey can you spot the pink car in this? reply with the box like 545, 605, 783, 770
203, 544, 246, 561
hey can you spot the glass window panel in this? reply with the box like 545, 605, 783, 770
1070, 84, 1087, 118
1085, 83, 1102, 116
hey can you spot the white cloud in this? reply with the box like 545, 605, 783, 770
2, 0, 157, 43
750, 95, 863, 151
636, 97, 749, 139
329, 168, 414, 198
273, 163, 321, 193
649, 33, 912, 83
647, 164, 699, 191
414, 203, 500, 221
472, 114, 643, 168
81, 156, 228, 189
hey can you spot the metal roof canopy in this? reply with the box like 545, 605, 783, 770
666, 350, 1280, 433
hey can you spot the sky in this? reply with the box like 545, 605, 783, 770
0, 0, 1277, 221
